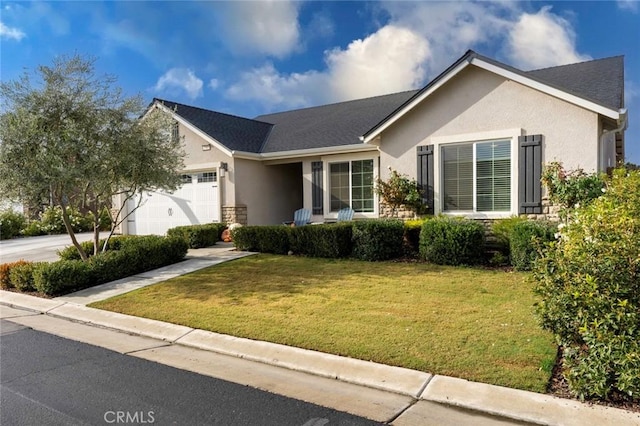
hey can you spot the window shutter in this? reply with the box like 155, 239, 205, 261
518, 135, 543, 214
417, 145, 434, 213
311, 161, 323, 215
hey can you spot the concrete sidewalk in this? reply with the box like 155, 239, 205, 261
1, 246, 638, 425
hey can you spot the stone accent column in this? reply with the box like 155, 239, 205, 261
222, 205, 248, 225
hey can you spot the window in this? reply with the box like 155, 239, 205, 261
198, 172, 217, 183
329, 159, 374, 213
180, 174, 192, 184
171, 122, 180, 144
442, 140, 511, 213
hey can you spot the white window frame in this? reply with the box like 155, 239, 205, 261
322, 153, 379, 219
432, 129, 521, 219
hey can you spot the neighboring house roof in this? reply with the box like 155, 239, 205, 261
362, 50, 625, 142
153, 98, 273, 153
254, 90, 418, 153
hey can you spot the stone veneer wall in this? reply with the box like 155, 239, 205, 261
378, 203, 419, 219
222, 205, 248, 225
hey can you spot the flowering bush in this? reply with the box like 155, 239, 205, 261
375, 168, 424, 217
533, 168, 640, 400
541, 162, 606, 219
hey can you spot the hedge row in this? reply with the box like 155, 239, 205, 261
233, 220, 404, 261
167, 223, 226, 248
5, 235, 188, 296
232, 217, 555, 267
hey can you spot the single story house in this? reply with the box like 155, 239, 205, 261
121, 50, 627, 235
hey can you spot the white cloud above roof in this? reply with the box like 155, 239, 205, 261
154, 68, 204, 100
617, 0, 638, 13
217, 0, 301, 58
0, 21, 26, 41
506, 6, 591, 70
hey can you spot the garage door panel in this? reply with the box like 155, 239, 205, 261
127, 181, 220, 235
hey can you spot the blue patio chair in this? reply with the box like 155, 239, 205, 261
336, 207, 354, 222
284, 208, 311, 227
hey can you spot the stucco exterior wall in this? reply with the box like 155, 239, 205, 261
234, 158, 302, 225
379, 66, 600, 182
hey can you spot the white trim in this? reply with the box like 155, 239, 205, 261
433, 128, 521, 217
154, 102, 234, 157
471, 58, 620, 120
361, 60, 471, 144
232, 143, 377, 161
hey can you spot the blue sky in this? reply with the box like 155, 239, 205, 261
1, 1, 639, 164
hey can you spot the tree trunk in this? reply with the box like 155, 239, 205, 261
60, 203, 88, 261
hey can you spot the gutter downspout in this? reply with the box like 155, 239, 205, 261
600, 108, 628, 171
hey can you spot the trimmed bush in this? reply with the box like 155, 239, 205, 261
0, 210, 26, 240
33, 260, 92, 295
0, 260, 31, 289
10, 262, 39, 292
419, 217, 485, 266
509, 221, 557, 271
491, 216, 528, 254
167, 223, 226, 248
352, 219, 404, 261
290, 223, 353, 258
533, 168, 640, 399
403, 219, 427, 257
232, 225, 291, 254
57, 235, 137, 260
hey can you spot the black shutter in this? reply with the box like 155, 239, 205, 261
417, 145, 434, 214
518, 135, 543, 214
311, 161, 323, 215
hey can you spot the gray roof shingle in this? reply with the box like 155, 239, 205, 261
156, 51, 623, 155
154, 98, 273, 153
524, 55, 624, 110
254, 90, 418, 153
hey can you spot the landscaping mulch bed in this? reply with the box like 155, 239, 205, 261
547, 347, 640, 413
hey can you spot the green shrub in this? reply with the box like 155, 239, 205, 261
21, 221, 46, 237
491, 216, 528, 254
403, 219, 427, 257
167, 223, 225, 248
533, 168, 640, 399
419, 217, 485, 266
290, 223, 353, 258
352, 219, 404, 261
57, 235, 137, 260
88, 250, 131, 283
0, 260, 31, 289
0, 210, 26, 240
33, 260, 92, 295
9, 262, 39, 292
232, 226, 291, 254
509, 221, 557, 271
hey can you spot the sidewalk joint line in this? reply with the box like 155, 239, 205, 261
383, 398, 418, 424
173, 328, 196, 343
124, 343, 172, 355
415, 373, 435, 399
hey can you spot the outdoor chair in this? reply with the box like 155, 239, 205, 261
284, 208, 311, 227
336, 207, 354, 222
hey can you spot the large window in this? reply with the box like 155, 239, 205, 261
330, 159, 374, 212
442, 140, 510, 212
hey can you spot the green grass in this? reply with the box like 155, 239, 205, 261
90, 254, 556, 392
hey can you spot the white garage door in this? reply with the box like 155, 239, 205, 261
127, 172, 220, 235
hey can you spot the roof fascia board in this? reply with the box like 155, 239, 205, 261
232, 143, 378, 161
361, 60, 471, 144
471, 58, 620, 120
153, 102, 234, 157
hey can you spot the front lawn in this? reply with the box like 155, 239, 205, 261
90, 254, 556, 392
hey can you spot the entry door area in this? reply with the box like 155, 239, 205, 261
127, 172, 220, 235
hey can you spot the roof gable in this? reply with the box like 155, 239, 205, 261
362, 50, 624, 142
153, 98, 273, 153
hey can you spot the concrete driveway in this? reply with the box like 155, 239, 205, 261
0, 233, 108, 263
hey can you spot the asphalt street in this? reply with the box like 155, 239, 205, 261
0, 319, 382, 426
0, 232, 109, 263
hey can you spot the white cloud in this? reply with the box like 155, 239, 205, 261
225, 25, 429, 110
217, 0, 300, 58
506, 6, 591, 70
617, 0, 639, 13
208, 79, 220, 90
0, 21, 25, 41
326, 25, 430, 100
154, 68, 203, 100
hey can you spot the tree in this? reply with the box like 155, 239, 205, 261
375, 167, 423, 217
0, 54, 185, 260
